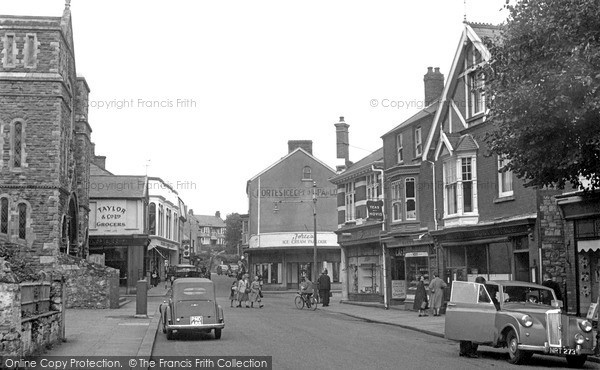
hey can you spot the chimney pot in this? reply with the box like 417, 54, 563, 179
339, 116, 345, 122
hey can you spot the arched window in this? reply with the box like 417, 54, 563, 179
0, 197, 8, 234
60, 215, 68, 254
18, 203, 26, 239
13, 121, 23, 167
148, 203, 156, 235
302, 166, 312, 180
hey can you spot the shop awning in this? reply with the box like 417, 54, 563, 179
578, 240, 600, 253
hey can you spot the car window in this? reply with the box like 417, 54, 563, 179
502, 285, 554, 306
478, 285, 491, 303
450, 281, 479, 303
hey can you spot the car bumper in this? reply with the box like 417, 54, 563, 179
166, 323, 225, 331
518, 343, 594, 356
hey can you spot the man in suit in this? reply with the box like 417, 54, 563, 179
317, 269, 332, 307
542, 272, 563, 301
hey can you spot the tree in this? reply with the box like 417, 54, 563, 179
224, 213, 242, 254
484, 0, 600, 191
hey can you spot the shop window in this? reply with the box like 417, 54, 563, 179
488, 242, 512, 276
0, 197, 8, 234
396, 133, 403, 164
148, 203, 156, 235
345, 182, 355, 221
447, 246, 466, 267
466, 245, 488, 276
405, 178, 416, 220
332, 261, 340, 283
415, 127, 422, 157
575, 218, 600, 239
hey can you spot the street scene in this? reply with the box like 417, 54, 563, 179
1, 0, 600, 369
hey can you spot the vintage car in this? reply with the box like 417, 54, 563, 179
445, 280, 594, 367
160, 277, 225, 340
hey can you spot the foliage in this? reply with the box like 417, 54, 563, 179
0, 244, 41, 282
484, 0, 600, 190
224, 213, 242, 254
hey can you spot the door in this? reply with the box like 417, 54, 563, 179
445, 281, 496, 344
514, 251, 529, 282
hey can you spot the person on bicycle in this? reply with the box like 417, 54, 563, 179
299, 276, 314, 307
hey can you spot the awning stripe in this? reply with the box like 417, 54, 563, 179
578, 240, 600, 253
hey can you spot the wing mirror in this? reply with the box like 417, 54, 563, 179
551, 300, 563, 308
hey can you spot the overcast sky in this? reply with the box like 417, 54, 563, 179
2, 0, 508, 217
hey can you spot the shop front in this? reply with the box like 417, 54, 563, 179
246, 232, 341, 291
148, 237, 179, 281
557, 192, 600, 316
88, 235, 149, 291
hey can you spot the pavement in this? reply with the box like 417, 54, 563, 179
43, 286, 599, 366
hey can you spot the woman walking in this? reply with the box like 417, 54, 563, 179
249, 275, 263, 308
428, 272, 447, 316
413, 275, 429, 317
230, 277, 239, 307
237, 274, 250, 308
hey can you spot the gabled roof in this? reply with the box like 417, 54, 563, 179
248, 147, 335, 183
434, 132, 479, 160
90, 162, 113, 176
423, 22, 499, 161
90, 175, 147, 199
191, 214, 226, 228
330, 148, 383, 184
381, 100, 440, 138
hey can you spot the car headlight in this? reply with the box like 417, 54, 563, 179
579, 320, 593, 333
574, 333, 585, 345
519, 314, 533, 327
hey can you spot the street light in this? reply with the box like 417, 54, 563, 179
273, 181, 318, 281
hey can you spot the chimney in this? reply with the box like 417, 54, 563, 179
424, 67, 444, 106
334, 116, 350, 169
93, 155, 106, 170
215, 211, 221, 219
288, 140, 313, 155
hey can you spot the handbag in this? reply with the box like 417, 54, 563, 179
421, 301, 428, 309
259, 290, 263, 298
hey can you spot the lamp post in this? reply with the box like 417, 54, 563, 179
273, 181, 318, 281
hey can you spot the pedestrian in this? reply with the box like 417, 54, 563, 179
237, 274, 250, 308
151, 269, 159, 287
542, 272, 563, 301
230, 277, 239, 307
317, 269, 331, 307
428, 272, 447, 316
249, 275, 263, 308
413, 275, 429, 317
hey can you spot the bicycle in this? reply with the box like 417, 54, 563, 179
295, 291, 317, 310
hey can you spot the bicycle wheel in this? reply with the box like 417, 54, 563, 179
309, 296, 317, 310
294, 295, 304, 309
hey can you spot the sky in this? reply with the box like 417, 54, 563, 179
1, 0, 509, 217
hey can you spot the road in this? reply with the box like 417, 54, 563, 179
152, 274, 593, 370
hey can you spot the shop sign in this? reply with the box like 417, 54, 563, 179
391, 280, 406, 299
405, 252, 428, 257
249, 232, 339, 248
366, 200, 383, 221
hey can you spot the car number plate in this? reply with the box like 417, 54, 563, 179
190, 316, 203, 326
561, 347, 576, 355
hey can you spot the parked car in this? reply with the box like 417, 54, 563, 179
445, 280, 594, 367
160, 277, 225, 340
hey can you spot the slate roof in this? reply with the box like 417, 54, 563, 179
191, 214, 226, 228
90, 162, 113, 176
330, 148, 383, 184
90, 175, 147, 199
381, 100, 439, 138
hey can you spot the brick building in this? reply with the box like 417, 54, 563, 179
0, 4, 92, 267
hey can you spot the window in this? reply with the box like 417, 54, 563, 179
1, 198, 8, 234
174, 213, 178, 241
366, 173, 380, 200
158, 204, 164, 237
391, 181, 402, 221
405, 178, 416, 220
3, 34, 16, 67
498, 156, 513, 197
148, 203, 156, 235
468, 71, 485, 117
13, 121, 23, 168
345, 182, 355, 221
415, 127, 422, 157
166, 209, 172, 239
443, 156, 477, 216
24, 34, 37, 68
302, 166, 312, 180
18, 203, 26, 239
396, 133, 403, 163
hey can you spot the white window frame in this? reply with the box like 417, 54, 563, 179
468, 71, 485, 117
366, 173, 380, 201
443, 156, 478, 217
391, 181, 402, 222
396, 133, 403, 164
498, 156, 514, 197
405, 177, 417, 220
415, 127, 422, 157
345, 182, 355, 222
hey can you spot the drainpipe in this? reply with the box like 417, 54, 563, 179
372, 165, 388, 309
423, 159, 437, 231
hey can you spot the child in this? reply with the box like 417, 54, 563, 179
230, 278, 238, 307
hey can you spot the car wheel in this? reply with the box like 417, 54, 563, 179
166, 329, 174, 340
565, 355, 587, 368
214, 329, 222, 340
294, 296, 304, 309
506, 330, 531, 364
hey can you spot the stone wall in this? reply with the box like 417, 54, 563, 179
56, 255, 119, 309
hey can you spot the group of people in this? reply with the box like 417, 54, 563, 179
299, 269, 332, 307
230, 274, 264, 308
413, 272, 447, 317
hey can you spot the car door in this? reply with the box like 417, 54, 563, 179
445, 281, 497, 344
